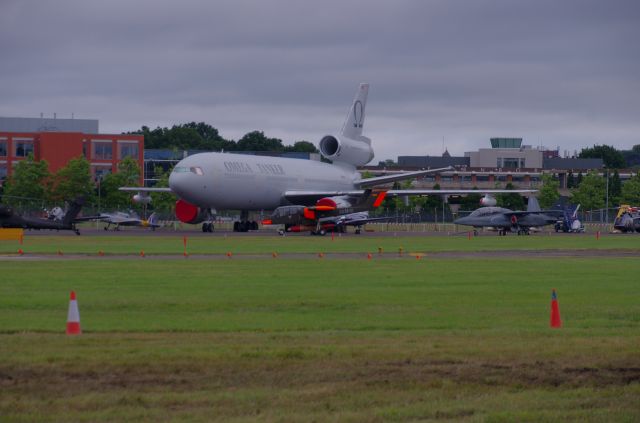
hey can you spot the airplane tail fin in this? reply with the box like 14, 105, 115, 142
527, 196, 541, 212
63, 196, 85, 226
340, 83, 369, 141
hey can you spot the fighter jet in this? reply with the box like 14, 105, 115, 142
454, 197, 561, 235
0, 197, 84, 234
78, 211, 161, 231
264, 190, 392, 235
122, 84, 535, 232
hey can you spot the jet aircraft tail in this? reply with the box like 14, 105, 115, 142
527, 196, 541, 212
63, 196, 85, 226
340, 83, 369, 142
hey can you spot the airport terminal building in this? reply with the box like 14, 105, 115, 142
0, 116, 144, 185
391, 138, 608, 194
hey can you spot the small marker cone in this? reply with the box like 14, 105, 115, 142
98, 250, 104, 257
183, 251, 188, 258
318, 252, 324, 258
272, 252, 278, 258
140, 250, 145, 257
66, 291, 81, 335
550, 289, 562, 328
367, 253, 372, 260
226, 252, 232, 258
18, 248, 24, 255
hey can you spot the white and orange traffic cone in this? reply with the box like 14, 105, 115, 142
66, 291, 81, 335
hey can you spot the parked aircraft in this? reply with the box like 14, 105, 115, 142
0, 197, 84, 234
264, 192, 393, 235
78, 211, 161, 231
554, 204, 584, 233
454, 197, 561, 235
122, 83, 535, 233
613, 205, 640, 233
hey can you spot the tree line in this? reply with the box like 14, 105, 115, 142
129, 122, 318, 153
0, 154, 143, 212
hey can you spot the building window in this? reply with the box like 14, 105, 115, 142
0, 164, 7, 180
119, 142, 139, 160
93, 166, 112, 180
0, 140, 7, 157
502, 158, 520, 168
14, 141, 34, 157
92, 142, 112, 160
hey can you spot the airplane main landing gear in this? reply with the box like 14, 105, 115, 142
233, 210, 258, 232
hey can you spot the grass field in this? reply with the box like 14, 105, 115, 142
1, 236, 639, 421
1, 232, 638, 255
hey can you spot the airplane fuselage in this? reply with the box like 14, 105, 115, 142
169, 152, 360, 210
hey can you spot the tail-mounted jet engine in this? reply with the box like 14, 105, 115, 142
319, 135, 374, 167
132, 193, 152, 204
175, 199, 209, 224
480, 195, 497, 207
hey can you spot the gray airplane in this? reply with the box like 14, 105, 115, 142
122, 83, 535, 233
76, 211, 161, 231
454, 197, 561, 235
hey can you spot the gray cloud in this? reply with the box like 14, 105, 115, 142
1, 0, 638, 162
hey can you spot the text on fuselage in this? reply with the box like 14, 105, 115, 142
223, 161, 286, 175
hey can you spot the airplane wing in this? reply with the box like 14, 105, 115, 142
119, 187, 173, 192
354, 167, 453, 188
284, 188, 537, 204
385, 189, 538, 196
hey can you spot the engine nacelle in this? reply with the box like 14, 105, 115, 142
132, 193, 152, 204
319, 135, 374, 166
316, 196, 354, 209
175, 199, 209, 224
480, 195, 497, 207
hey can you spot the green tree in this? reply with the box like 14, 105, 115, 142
150, 166, 176, 213
2, 154, 51, 206
233, 131, 284, 152
538, 173, 560, 209
571, 170, 605, 211
100, 157, 141, 210
608, 170, 622, 205
50, 157, 94, 203
620, 173, 640, 205
578, 144, 625, 168
456, 187, 481, 212
566, 171, 575, 189
496, 182, 525, 210
285, 141, 318, 153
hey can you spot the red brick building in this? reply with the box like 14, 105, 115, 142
0, 131, 144, 185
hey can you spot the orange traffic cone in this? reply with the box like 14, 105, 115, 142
17, 249, 24, 255
98, 250, 104, 257
367, 253, 372, 260
226, 252, 232, 258
272, 252, 278, 258
550, 289, 562, 328
66, 291, 81, 335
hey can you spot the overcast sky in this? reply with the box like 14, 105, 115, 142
1, 0, 639, 162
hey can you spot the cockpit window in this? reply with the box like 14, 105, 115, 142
172, 166, 203, 175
